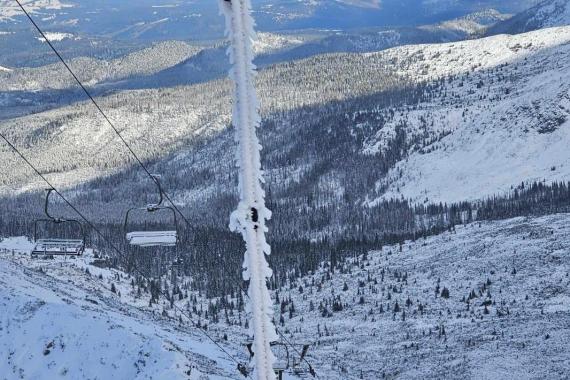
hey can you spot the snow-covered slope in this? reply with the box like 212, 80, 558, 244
431, 9, 512, 36
3, 214, 569, 379
254, 213, 570, 379
0, 240, 246, 380
368, 26, 570, 204
3, 26, 570, 214
0, 41, 201, 92
487, 0, 570, 35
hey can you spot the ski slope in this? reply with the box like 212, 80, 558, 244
0, 240, 244, 380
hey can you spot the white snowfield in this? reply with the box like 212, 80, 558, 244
367, 26, 570, 205
0, 0, 72, 21
0, 241, 245, 380
253, 33, 305, 56
36, 32, 75, 42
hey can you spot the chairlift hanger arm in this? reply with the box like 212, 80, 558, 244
124, 205, 178, 229
148, 174, 165, 210
44, 188, 64, 223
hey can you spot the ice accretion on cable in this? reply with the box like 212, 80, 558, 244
220, 0, 278, 379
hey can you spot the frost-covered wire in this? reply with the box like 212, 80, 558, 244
220, 0, 277, 379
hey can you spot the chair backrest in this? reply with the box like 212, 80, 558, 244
33, 217, 86, 256
32, 237, 85, 256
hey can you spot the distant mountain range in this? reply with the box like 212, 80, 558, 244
0, 0, 543, 40
1, 0, 560, 69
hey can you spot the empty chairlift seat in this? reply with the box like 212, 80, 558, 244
124, 175, 179, 249
126, 230, 177, 247
32, 238, 85, 256
32, 189, 86, 257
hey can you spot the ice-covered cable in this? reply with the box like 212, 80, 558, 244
219, 0, 277, 379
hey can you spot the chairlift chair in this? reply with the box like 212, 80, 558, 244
291, 343, 313, 376
242, 340, 314, 379
124, 175, 179, 248
32, 189, 86, 256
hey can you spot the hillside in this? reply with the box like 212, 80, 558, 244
0, 0, 71, 22
0, 40, 201, 92
0, 239, 248, 380
2, 214, 569, 379
487, 0, 570, 35
431, 9, 512, 36
2, 27, 570, 223
258, 213, 570, 379
0, 33, 307, 92
372, 26, 570, 204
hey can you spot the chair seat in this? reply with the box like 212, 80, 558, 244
126, 231, 177, 247
32, 239, 85, 255
273, 360, 287, 371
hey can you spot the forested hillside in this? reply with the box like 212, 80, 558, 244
2, 26, 570, 298
2, 1, 570, 379
4, 212, 569, 379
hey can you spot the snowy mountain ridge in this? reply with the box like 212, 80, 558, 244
487, 0, 570, 35
0, 32, 306, 93
0, 0, 72, 22
365, 26, 570, 204
431, 9, 512, 36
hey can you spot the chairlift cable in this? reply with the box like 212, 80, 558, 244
13, 0, 320, 375
0, 131, 253, 380
13, 0, 195, 233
